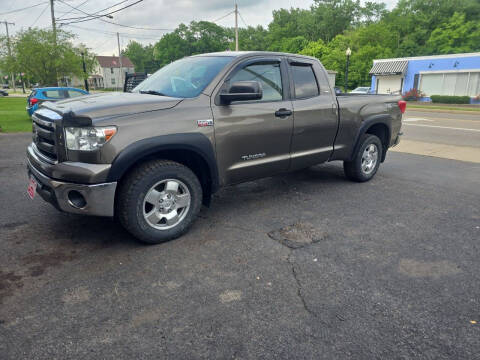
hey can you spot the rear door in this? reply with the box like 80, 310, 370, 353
288, 57, 338, 170
212, 57, 294, 185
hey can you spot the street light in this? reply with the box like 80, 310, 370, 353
345, 47, 351, 93
79, 45, 89, 92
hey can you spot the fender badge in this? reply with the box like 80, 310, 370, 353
197, 119, 214, 127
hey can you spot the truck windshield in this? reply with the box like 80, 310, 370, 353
133, 56, 233, 98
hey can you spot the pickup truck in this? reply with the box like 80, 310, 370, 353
26, 51, 405, 244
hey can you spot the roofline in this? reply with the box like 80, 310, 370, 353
191, 51, 319, 62
373, 52, 480, 62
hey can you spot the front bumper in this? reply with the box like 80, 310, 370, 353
27, 152, 117, 217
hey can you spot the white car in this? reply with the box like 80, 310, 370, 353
350, 87, 373, 94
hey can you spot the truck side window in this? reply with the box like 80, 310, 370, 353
229, 62, 283, 102
291, 64, 319, 99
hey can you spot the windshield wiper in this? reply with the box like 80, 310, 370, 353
139, 90, 167, 96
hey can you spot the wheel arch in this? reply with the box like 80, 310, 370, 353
107, 133, 219, 206
349, 115, 392, 163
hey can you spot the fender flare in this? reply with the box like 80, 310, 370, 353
106, 133, 219, 192
349, 114, 393, 162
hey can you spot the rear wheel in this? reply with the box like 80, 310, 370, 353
117, 160, 202, 244
344, 134, 383, 182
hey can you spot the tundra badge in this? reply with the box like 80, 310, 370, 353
197, 119, 214, 127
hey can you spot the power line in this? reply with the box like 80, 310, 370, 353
211, 10, 234, 23
0, 1, 48, 16
86, 18, 172, 31
56, 0, 115, 22
56, 0, 169, 30
238, 11, 248, 28
30, 3, 50, 27
64, 24, 162, 39
59, 0, 142, 22
56, 0, 90, 20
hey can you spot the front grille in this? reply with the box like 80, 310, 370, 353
32, 109, 62, 163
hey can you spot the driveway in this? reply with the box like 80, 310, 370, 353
0, 129, 479, 359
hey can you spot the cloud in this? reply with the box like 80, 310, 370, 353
1, 0, 398, 55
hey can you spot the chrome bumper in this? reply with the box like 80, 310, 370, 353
27, 156, 117, 217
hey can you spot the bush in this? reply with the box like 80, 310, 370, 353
430, 95, 471, 104
402, 88, 424, 101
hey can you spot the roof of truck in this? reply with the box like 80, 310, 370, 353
192, 51, 317, 61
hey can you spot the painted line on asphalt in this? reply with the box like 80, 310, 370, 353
403, 118, 435, 122
403, 124, 480, 132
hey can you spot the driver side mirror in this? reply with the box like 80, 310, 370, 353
220, 81, 262, 105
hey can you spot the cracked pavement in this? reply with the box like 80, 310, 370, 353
1, 133, 479, 359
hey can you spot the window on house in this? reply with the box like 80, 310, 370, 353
111, 78, 115, 85
111, 68, 114, 74
420, 71, 480, 96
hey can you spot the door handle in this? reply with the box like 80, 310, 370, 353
275, 108, 292, 118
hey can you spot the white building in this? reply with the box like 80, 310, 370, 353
370, 52, 480, 99
91, 56, 135, 89
69, 55, 135, 90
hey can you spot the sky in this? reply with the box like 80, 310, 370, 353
0, 0, 398, 56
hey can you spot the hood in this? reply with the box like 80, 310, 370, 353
42, 92, 182, 120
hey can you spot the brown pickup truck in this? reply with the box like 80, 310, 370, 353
27, 51, 405, 244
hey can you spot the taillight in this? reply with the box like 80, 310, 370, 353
30, 98, 38, 106
398, 100, 406, 114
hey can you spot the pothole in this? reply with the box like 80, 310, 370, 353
268, 222, 327, 249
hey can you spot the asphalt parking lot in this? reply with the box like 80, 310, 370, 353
1, 119, 479, 358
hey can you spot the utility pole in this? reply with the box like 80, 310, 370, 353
117, 32, 123, 91
2, 21, 16, 92
234, 3, 239, 51
81, 51, 89, 92
50, 0, 58, 86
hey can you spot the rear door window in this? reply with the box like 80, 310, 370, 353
291, 64, 319, 99
43, 90, 64, 99
67, 90, 85, 98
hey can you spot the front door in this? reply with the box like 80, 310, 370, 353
212, 58, 293, 185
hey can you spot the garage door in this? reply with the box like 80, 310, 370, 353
377, 75, 403, 94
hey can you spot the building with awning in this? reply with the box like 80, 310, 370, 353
369, 53, 480, 99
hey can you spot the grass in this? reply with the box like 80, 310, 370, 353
0, 97, 32, 133
407, 103, 480, 112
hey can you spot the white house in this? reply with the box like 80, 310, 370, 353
91, 55, 135, 89
69, 55, 135, 90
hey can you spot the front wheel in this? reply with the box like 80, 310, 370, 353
344, 134, 383, 182
117, 160, 202, 244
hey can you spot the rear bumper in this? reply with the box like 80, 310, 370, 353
26, 152, 117, 217
392, 132, 402, 147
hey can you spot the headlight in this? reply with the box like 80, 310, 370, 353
65, 126, 117, 151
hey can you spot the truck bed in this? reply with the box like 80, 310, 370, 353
330, 94, 403, 161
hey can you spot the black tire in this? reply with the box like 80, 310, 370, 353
117, 160, 202, 244
344, 134, 383, 182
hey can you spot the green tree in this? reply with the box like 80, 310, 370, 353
123, 41, 160, 73
426, 12, 480, 54
0, 28, 93, 86
153, 21, 231, 66
235, 26, 269, 51
311, 0, 361, 42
